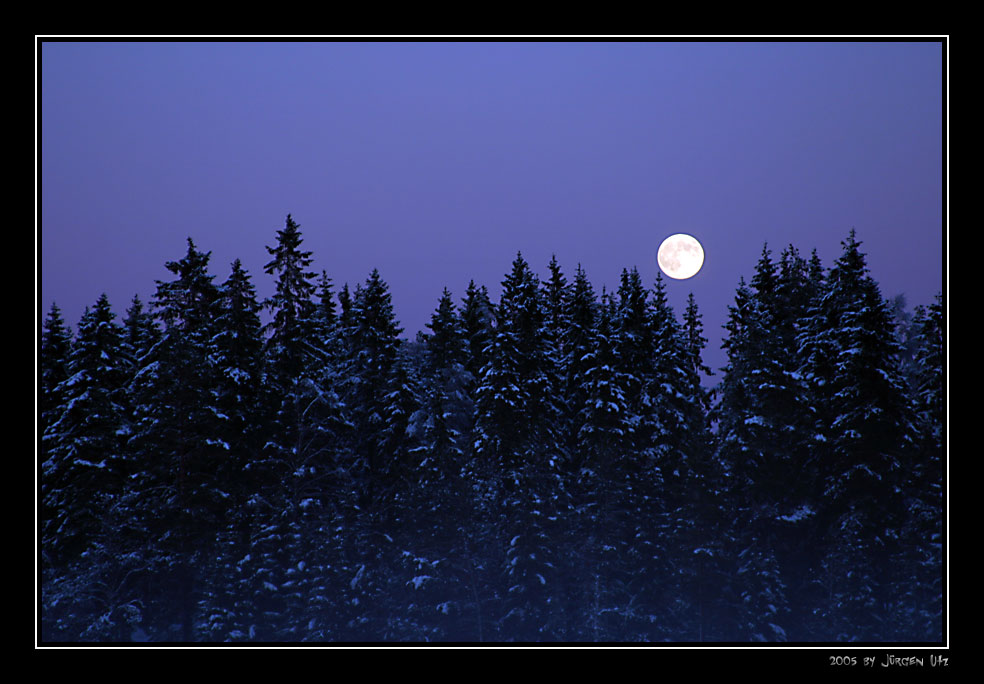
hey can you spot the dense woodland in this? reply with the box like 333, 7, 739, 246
39, 217, 944, 643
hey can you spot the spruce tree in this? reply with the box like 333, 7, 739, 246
42, 294, 128, 566
613, 267, 653, 449
41, 295, 145, 642
419, 288, 471, 476
473, 253, 565, 640
125, 238, 225, 641
415, 288, 489, 639
647, 272, 692, 476
888, 293, 943, 641
561, 265, 597, 474
541, 255, 570, 437
194, 258, 267, 641
798, 230, 917, 640
263, 214, 317, 376
910, 294, 943, 454
674, 293, 727, 641
310, 270, 339, 362
475, 254, 536, 468
121, 294, 159, 375
459, 279, 495, 416
252, 216, 352, 641
571, 290, 635, 640
343, 268, 403, 511
327, 268, 406, 639
714, 245, 824, 640
40, 303, 73, 453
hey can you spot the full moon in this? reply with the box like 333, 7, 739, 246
657, 233, 704, 280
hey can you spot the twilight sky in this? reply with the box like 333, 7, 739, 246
39, 40, 945, 377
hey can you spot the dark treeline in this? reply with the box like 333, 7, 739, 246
39, 216, 943, 643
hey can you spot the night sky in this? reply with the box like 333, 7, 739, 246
39, 40, 945, 377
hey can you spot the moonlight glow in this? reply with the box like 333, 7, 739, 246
657, 234, 705, 280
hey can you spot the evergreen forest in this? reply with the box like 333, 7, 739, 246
39, 216, 944, 643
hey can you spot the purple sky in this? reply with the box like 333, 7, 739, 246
39, 40, 945, 377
